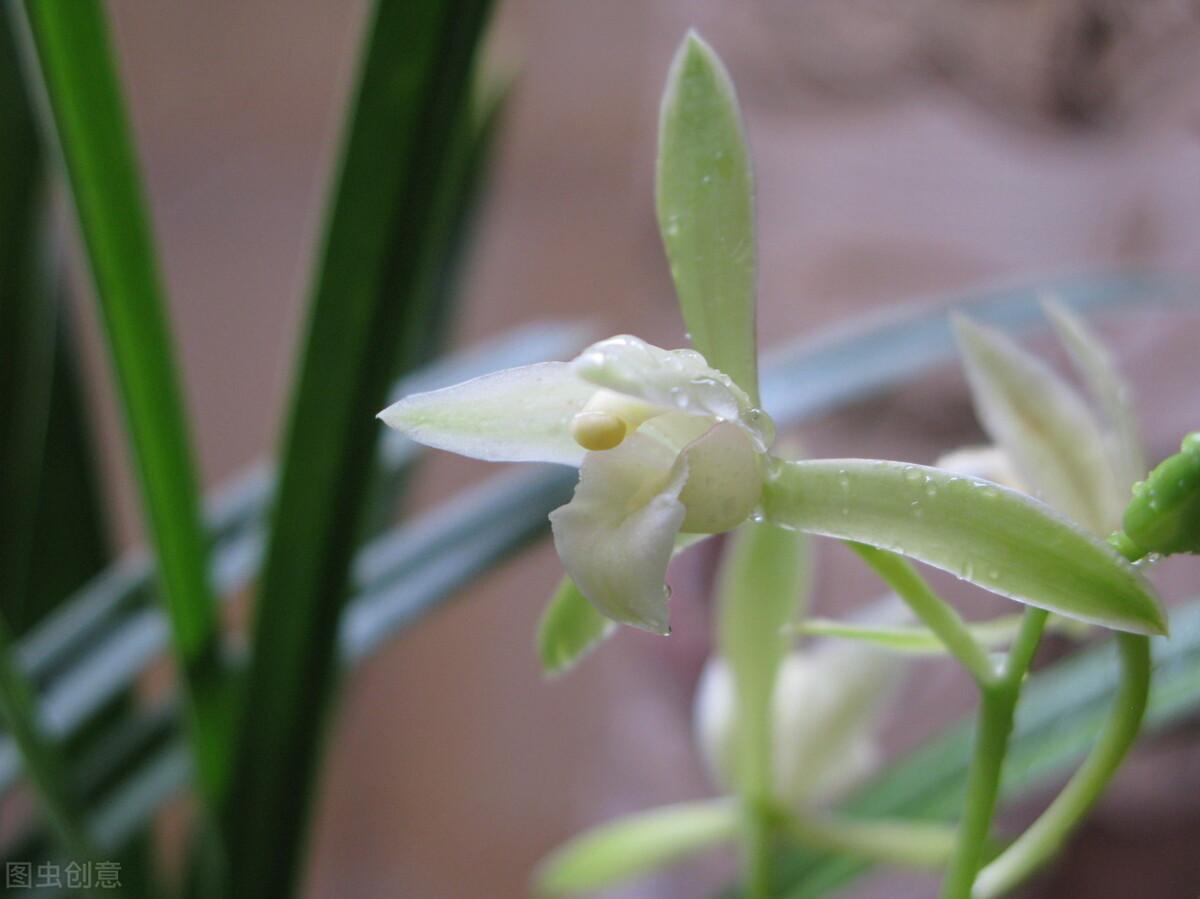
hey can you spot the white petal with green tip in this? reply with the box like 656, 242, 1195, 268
377, 361, 593, 466
1043, 297, 1144, 491
953, 314, 1121, 533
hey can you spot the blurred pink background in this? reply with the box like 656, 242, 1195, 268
66, 2, 1200, 896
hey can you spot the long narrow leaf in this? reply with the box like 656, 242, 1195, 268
19, 0, 226, 800
761, 271, 1194, 425
222, 1, 496, 892
0, 4, 56, 629
0, 613, 94, 865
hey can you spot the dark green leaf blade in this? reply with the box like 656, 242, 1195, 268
20, 0, 226, 799
221, 1, 496, 894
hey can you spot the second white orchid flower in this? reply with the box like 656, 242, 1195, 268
378, 334, 774, 634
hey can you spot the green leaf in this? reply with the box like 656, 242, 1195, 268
714, 520, 808, 797
537, 577, 616, 677
21, 0, 226, 800
0, 612, 96, 865
762, 459, 1167, 635
221, 1, 496, 892
762, 271, 1192, 427
535, 799, 738, 896
0, 3, 54, 629
953, 313, 1121, 533
657, 31, 759, 403
21, 326, 112, 629
795, 616, 1025, 655
1042, 298, 1144, 491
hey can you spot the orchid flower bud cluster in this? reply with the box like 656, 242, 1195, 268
694, 638, 901, 811
378, 334, 774, 635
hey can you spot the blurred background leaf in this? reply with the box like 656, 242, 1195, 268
218, 1, 499, 893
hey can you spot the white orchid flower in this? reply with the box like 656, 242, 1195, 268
694, 639, 901, 810
377, 334, 774, 635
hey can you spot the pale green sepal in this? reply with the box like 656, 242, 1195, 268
1042, 297, 1144, 491
656, 32, 760, 404
781, 813, 962, 869
377, 361, 593, 466
795, 615, 1025, 655
952, 314, 1121, 533
534, 799, 739, 896
537, 576, 616, 677
762, 459, 1168, 636
714, 520, 809, 797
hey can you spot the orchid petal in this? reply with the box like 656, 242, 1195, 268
677, 421, 763, 533
953, 314, 1121, 533
694, 641, 900, 811
549, 434, 688, 634
377, 361, 594, 465
573, 335, 774, 451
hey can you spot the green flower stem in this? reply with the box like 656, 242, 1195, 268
938, 606, 1048, 899
712, 520, 807, 899
779, 810, 960, 869
848, 543, 998, 687
848, 541, 1051, 897
1003, 607, 1050, 680
970, 533, 1153, 897
972, 632, 1150, 898
742, 798, 775, 899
